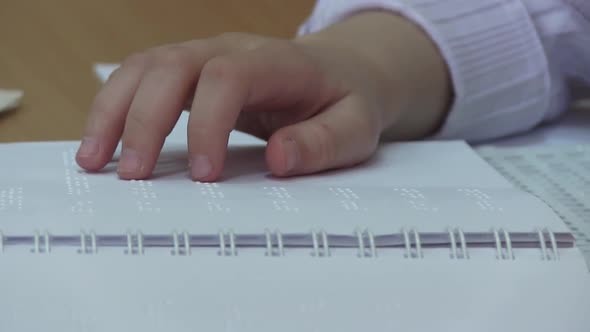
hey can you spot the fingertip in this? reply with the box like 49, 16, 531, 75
187, 124, 231, 183
189, 154, 216, 182
75, 155, 99, 172
75, 137, 107, 171
266, 134, 300, 177
266, 99, 378, 178
116, 147, 152, 180
190, 174, 220, 183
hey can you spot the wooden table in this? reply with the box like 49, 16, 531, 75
0, 0, 314, 142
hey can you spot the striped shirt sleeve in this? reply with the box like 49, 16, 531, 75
298, 0, 590, 142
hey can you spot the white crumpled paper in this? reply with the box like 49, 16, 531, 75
0, 89, 23, 113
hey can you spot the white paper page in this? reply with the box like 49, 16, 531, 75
1, 252, 589, 332
1, 140, 568, 236
0, 89, 23, 113
94, 63, 118, 83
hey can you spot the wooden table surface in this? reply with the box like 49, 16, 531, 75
0, 0, 314, 142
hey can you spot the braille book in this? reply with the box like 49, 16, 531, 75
1, 125, 589, 331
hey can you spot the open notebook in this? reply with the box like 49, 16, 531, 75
1, 124, 589, 331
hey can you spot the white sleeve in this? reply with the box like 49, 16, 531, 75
298, 0, 590, 143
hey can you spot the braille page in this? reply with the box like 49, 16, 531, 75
1, 251, 589, 331
0, 140, 568, 235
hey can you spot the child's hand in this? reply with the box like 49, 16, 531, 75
76, 12, 451, 181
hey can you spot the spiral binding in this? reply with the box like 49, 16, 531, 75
402, 228, 422, 259
218, 230, 237, 257
492, 228, 514, 260
536, 228, 559, 261
448, 228, 468, 259
0, 227, 566, 261
32, 231, 51, 254
78, 231, 97, 254
125, 231, 144, 255
184, 231, 191, 256
264, 229, 285, 257
310, 229, 330, 257
170, 231, 191, 256
366, 230, 376, 258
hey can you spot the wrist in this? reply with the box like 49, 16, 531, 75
378, 13, 453, 141
296, 11, 453, 140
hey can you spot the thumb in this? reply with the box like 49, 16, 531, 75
265, 95, 381, 177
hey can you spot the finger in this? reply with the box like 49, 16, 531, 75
117, 45, 214, 179
265, 95, 380, 177
186, 57, 247, 181
76, 53, 149, 171
187, 44, 339, 181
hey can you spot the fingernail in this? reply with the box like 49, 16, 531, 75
77, 137, 99, 158
283, 138, 299, 173
191, 155, 212, 180
118, 148, 142, 174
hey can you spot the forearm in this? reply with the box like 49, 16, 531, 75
295, 11, 452, 140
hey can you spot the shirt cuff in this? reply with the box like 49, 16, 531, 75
298, 0, 551, 142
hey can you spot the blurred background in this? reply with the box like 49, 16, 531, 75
0, 0, 314, 142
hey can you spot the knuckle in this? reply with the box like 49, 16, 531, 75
154, 46, 194, 67
122, 52, 149, 68
215, 32, 267, 50
215, 32, 251, 43
126, 110, 164, 136
201, 57, 241, 83
180, 39, 208, 53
